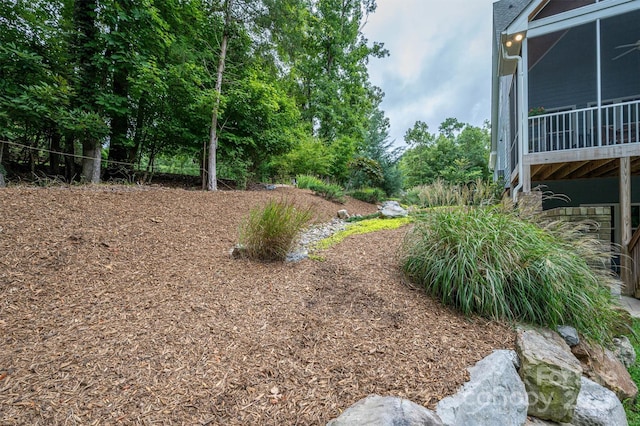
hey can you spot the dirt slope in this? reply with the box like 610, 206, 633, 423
0, 185, 514, 425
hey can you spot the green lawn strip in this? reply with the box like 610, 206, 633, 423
624, 319, 640, 425
311, 217, 412, 251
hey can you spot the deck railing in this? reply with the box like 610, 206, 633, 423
527, 99, 640, 153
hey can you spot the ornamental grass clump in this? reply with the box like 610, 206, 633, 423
400, 206, 626, 344
402, 179, 501, 208
239, 198, 315, 262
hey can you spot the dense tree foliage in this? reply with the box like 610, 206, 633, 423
0, 0, 389, 188
0, 1, 491, 194
400, 118, 491, 188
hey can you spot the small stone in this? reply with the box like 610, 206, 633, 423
556, 325, 580, 347
337, 209, 349, 219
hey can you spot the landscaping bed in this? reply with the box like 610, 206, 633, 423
0, 185, 514, 425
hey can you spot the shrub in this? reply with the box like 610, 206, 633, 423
348, 187, 386, 204
238, 198, 315, 261
400, 206, 626, 344
295, 174, 325, 189
308, 182, 346, 204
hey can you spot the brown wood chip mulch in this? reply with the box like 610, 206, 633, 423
0, 185, 515, 425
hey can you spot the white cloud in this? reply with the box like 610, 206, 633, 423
364, 0, 496, 146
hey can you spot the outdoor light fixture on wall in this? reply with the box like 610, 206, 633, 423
505, 33, 525, 48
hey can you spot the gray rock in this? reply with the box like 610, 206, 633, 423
327, 394, 443, 426
556, 325, 580, 347
379, 201, 408, 218
524, 417, 562, 425
516, 327, 582, 423
613, 336, 636, 369
285, 249, 308, 263
436, 350, 528, 426
496, 348, 521, 370
571, 377, 628, 426
337, 209, 350, 219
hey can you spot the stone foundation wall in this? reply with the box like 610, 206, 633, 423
540, 206, 620, 294
541, 206, 612, 244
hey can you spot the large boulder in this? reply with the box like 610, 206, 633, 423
327, 394, 443, 426
436, 350, 528, 426
379, 201, 408, 218
516, 328, 582, 423
571, 377, 628, 426
571, 340, 638, 401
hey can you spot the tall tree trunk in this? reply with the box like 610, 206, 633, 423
73, 0, 102, 184
108, 66, 130, 167
49, 129, 62, 176
82, 139, 101, 183
63, 133, 77, 182
207, 0, 232, 191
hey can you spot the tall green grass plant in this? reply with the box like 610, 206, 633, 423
400, 206, 625, 344
239, 198, 315, 261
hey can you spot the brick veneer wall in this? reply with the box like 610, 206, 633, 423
541, 207, 612, 244
540, 206, 621, 294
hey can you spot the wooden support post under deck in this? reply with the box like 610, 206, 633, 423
620, 157, 633, 296
522, 164, 531, 193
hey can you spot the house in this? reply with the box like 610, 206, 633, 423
490, 0, 640, 296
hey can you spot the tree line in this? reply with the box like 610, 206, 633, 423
0, 0, 490, 192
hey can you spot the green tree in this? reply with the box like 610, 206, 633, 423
400, 118, 490, 188
349, 106, 403, 195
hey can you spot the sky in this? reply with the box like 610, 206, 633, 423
363, 0, 497, 147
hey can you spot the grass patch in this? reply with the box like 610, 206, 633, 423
238, 198, 315, 262
308, 182, 346, 204
625, 319, 640, 425
400, 206, 625, 344
312, 217, 411, 251
295, 175, 325, 189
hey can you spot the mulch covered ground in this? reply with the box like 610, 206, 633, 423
0, 185, 515, 425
